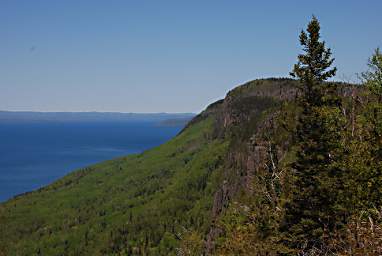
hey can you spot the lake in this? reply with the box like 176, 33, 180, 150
0, 120, 184, 202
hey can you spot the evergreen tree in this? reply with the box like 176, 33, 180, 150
290, 16, 337, 107
282, 16, 346, 253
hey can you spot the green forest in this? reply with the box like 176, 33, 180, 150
1, 17, 382, 255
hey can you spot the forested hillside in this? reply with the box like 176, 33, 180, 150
0, 112, 228, 255
0, 76, 299, 255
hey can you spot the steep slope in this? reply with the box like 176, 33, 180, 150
205, 79, 381, 255
0, 117, 228, 255
0, 78, 298, 255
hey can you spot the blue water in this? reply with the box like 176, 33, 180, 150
0, 121, 183, 202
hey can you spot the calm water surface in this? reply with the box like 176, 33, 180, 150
0, 121, 182, 202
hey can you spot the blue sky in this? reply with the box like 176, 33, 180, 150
1, 1, 381, 113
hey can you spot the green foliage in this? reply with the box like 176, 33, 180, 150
178, 229, 204, 256
361, 48, 382, 97
290, 16, 337, 106
340, 109, 382, 216
282, 106, 346, 248
215, 200, 282, 255
0, 117, 229, 255
342, 49, 382, 214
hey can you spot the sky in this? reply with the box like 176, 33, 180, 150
0, 1, 381, 113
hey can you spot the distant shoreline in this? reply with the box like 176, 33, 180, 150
0, 111, 195, 123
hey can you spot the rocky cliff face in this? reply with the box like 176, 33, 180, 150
203, 78, 299, 252
201, 79, 358, 255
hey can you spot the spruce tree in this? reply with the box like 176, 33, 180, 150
290, 16, 337, 106
282, 16, 345, 253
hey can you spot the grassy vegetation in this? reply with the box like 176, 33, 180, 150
0, 116, 229, 255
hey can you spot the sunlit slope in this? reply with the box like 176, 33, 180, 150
0, 117, 228, 255
0, 78, 296, 255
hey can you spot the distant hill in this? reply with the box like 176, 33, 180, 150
157, 117, 194, 127
0, 111, 195, 124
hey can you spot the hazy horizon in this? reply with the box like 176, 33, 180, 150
0, 111, 195, 124
0, 109, 196, 114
